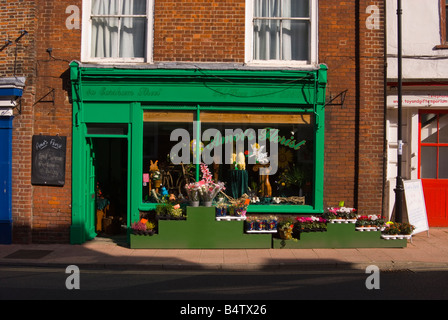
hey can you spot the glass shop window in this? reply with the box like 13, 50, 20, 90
142, 110, 315, 206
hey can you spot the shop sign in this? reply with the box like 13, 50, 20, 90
387, 95, 448, 108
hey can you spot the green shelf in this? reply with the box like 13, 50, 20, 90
273, 223, 407, 249
130, 206, 272, 249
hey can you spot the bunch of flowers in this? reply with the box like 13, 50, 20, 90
324, 206, 357, 220
197, 163, 225, 202
185, 182, 200, 202
295, 216, 327, 232
233, 198, 251, 217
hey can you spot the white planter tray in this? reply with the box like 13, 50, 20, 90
216, 216, 246, 221
355, 227, 379, 232
245, 230, 277, 233
330, 219, 357, 224
381, 234, 412, 240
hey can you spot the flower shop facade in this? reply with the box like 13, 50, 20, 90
70, 62, 329, 245
70, 62, 409, 249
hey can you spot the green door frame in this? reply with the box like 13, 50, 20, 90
70, 62, 327, 244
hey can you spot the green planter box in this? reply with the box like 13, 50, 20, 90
273, 223, 407, 249
130, 206, 272, 249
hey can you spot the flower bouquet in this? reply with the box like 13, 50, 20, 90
197, 163, 226, 206
184, 182, 200, 206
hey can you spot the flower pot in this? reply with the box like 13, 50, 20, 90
216, 208, 226, 217
190, 201, 199, 207
204, 201, 212, 207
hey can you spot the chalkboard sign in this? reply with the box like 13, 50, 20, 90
31, 135, 66, 186
403, 179, 429, 236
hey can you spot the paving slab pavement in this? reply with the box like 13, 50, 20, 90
1, 228, 447, 272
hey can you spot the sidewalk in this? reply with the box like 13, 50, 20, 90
1, 228, 448, 272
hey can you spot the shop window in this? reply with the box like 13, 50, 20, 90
142, 110, 315, 207
81, 0, 154, 62
436, 0, 448, 48
245, 0, 318, 65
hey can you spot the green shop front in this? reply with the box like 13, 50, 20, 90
69, 62, 407, 249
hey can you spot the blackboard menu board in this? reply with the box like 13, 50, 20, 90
31, 135, 66, 186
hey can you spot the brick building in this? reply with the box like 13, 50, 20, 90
0, 0, 386, 244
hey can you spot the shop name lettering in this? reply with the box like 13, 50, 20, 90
86, 87, 161, 97
170, 122, 306, 176
35, 139, 63, 151
205, 128, 306, 152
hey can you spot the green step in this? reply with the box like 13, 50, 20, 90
273, 223, 407, 249
130, 206, 272, 249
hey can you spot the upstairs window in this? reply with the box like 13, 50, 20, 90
437, 0, 448, 48
82, 0, 153, 62
246, 0, 318, 65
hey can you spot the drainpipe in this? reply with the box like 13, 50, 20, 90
394, 0, 404, 223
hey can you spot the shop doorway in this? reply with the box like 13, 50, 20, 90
419, 110, 448, 226
92, 138, 129, 242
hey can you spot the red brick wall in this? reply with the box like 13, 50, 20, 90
154, 0, 246, 62
320, 1, 385, 216
1, 0, 81, 243
1, 0, 385, 243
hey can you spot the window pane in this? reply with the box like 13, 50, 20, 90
91, 17, 119, 58
285, 0, 310, 18
143, 118, 195, 202
201, 113, 314, 205
421, 146, 437, 179
122, 0, 147, 15
421, 113, 438, 143
439, 113, 448, 143
282, 20, 309, 60
92, 0, 119, 15
439, 147, 448, 179
254, 0, 280, 17
87, 123, 128, 135
254, 19, 281, 60
120, 18, 146, 58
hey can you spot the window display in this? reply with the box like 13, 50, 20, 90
142, 110, 314, 207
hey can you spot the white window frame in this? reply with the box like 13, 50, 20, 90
245, 0, 318, 66
81, 0, 154, 63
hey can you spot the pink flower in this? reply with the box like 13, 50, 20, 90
174, 204, 180, 209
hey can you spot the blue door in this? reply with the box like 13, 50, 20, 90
0, 116, 13, 244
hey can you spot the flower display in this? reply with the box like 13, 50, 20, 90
324, 206, 357, 220
356, 214, 386, 229
382, 221, 415, 235
295, 216, 327, 232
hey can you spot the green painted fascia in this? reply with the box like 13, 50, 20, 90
69, 62, 327, 106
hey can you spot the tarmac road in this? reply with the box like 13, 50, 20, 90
1, 266, 447, 301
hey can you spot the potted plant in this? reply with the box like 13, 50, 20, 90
277, 218, 295, 240
131, 219, 155, 236
381, 221, 415, 239
295, 216, 327, 232
324, 206, 357, 223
